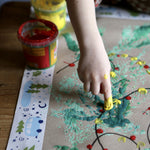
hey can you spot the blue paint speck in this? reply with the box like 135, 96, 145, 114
37, 129, 42, 133
39, 120, 43, 123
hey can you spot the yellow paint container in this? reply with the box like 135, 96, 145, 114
31, 0, 66, 31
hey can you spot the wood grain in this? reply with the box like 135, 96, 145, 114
0, 2, 31, 149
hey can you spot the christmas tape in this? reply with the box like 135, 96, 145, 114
7, 66, 55, 150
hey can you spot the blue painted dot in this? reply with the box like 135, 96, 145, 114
32, 108, 35, 110
24, 115, 26, 117
37, 129, 42, 133
39, 120, 43, 123
13, 139, 16, 142
36, 112, 39, 114
49, 74, 51, 76
39, 101, 41, 103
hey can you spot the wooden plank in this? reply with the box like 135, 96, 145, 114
0, 2, 31, 149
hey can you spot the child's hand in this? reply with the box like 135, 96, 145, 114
77, 35, 112, 103
66, 0, 113, 109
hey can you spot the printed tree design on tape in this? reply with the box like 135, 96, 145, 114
53, 25, 150, 149
24, 145, 35, 150
27, 84, 48, 93
33, 71, 42, 77
16, 120, 24, 134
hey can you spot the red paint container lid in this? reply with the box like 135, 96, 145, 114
18, 19, 58, 47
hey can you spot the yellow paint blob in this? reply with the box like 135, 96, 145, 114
108, 53, 115, 57
104, 74, 108, 79
130, 57, 138, 61
113, 99, 121, 105
31, 0, 67, 31
95, 118, 103, 124
121, 54, 128, 58
137, 142, 145, 148
136, 61, 146, 66
118, 137, 126, 143
138, 88, 147, 94
104, 96, 113, 110
110, 71, 116, 78
146, 70, 150, 75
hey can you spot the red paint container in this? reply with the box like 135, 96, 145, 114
18, 19, 58, 69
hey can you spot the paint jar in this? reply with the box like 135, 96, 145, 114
31, 0, 67, 31
18, 19, 58, 69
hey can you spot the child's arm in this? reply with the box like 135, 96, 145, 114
66, 0, 113, 109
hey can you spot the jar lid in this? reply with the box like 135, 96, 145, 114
18, 19, 58, 47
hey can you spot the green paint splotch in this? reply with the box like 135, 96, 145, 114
109, 24, 150, 53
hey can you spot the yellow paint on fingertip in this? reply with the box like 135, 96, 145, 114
104, 74, 108, 79
104, 96, 113, 110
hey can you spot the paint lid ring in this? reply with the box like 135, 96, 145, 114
18, 19, 58, 47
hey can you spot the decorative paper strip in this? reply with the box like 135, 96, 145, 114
7, 66, 55, 150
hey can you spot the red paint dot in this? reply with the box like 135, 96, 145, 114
125, 96, 131, 100
130, 135, 136, 140
117, 54, 120, 57
148, 107, 150, 110
96, 129, 103, 134
104, 149, 108, 150
69, 63, 75, 67
144, 65, 149, 69
87, 144, 92, 149
115, 67, 119, 71
99, 109, 104, 113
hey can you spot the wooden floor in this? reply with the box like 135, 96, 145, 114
0, 2, 31, 149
